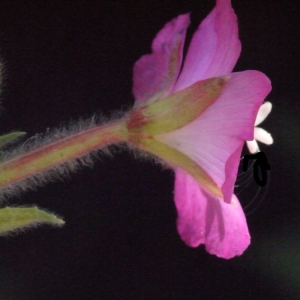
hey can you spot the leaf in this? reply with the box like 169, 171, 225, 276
0, 206, 64, 235
0, 132, 26, 149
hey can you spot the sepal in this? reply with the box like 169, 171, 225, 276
127, 77, 228, 135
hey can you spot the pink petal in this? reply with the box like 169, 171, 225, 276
157, 70, 271, 202
174, 168, 250, 259
133, 14, 190, 104
174, 0, 241, 92
221, 144, 243, 205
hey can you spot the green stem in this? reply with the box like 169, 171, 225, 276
0, 119, 128, 189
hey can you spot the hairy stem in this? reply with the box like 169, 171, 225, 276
0, 119, 128, 190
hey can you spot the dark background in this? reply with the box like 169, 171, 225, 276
0, 0, 298, 299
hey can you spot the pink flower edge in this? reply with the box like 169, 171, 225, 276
175, 168, 250, 259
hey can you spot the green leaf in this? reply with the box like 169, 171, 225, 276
0, 132, 26, 149
0, 206, 64, 235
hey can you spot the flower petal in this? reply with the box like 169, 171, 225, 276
174, 168, 250, 259
133, 14, 190, 104
255, 101, 272, 126
174, 0, 240, 92
157, 70, 271, 202
254, 127, 274, 145
221, 144, 243, 205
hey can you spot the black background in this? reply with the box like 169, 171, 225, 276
0, 0, 298, 299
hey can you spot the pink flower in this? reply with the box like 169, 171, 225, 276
128, 0, 271, 258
